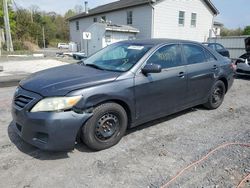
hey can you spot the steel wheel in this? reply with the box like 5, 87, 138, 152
212, 86, 224, 105
95, 113, 120, 141
82, 103, 128, 151
204, 80, 226, 110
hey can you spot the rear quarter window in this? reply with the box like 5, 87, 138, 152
216, 44, 225, 50
204, 49, 217, 62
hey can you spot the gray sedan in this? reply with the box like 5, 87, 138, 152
12, 39, 235, 151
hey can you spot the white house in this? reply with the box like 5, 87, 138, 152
68, 0, 219, 51
212, 21, 223, 37
82, 23, 139, 55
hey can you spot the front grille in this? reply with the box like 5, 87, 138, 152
14, 95, 33, 109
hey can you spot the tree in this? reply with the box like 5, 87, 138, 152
64, 9, 76, 19
221, 27, 243, 36
243, 26, 250, 35
0, 1, 4, 28
1, 3, 72, 50
29, 5, 40, 23
0, 0, 16, 35
74, 5, 83, 14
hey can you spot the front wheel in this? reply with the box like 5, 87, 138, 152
81, 103, 128, 151
204, 80, 226, 110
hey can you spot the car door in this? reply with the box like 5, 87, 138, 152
134, 44, 188, 122
182, 43, 217, 104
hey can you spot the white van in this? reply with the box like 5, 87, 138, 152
57, 43, 69, 49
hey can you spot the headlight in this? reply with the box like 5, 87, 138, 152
31, 96, 82, 112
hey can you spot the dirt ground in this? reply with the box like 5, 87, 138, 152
0, 78, 249, 188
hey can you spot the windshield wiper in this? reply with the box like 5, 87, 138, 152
77, 60, 85, 65
85, 63, 105, 70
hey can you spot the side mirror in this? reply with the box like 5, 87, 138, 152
142, 64, 162, 74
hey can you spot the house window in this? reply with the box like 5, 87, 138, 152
76, 21, 79, 31
128, 36, 135, 40
191, 13, 197, 27
101, 16, 106, 22
178, 11, 185, 26
105, 35, 111, 43
93, 17, 97, 22
127, 11, 133, 25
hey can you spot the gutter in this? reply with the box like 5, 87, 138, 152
67, 2, 151, 21
106, 28, 139, 33
148, 0, 155, 38
205, 0, 220, 15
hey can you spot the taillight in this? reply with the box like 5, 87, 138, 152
230, 63, 236, 71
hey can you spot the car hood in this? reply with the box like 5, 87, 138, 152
20, 64, 121, 97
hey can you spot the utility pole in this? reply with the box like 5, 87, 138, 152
0, 29, 2, 57
42, 26, 46, 49
3, 0, 14, 52
30, 10, 33, 23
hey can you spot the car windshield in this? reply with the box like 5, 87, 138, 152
83, 43, 153, 72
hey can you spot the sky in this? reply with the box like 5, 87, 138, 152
14, 0, 249, 29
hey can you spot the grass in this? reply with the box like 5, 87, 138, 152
1, 50, 34, 56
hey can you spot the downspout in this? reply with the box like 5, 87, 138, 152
209, 14, 215, 42
148, 0, 155, 38
210, 10, 219, 43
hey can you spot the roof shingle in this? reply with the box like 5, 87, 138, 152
68, 0, 219, 21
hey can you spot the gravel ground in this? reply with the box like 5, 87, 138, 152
0, 78, 249, 188
0, 59, 68, 77
0, 48, 79, 64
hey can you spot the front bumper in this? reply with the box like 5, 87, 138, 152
11, 87, 92, 151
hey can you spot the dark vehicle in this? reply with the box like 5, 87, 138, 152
73, 51, 87, 60
235, 37, 250, 76
12, 39, 235, 151
203, 42, 230, 58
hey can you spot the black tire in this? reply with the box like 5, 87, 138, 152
204, 80, 226, 110
82, 103, 128, 151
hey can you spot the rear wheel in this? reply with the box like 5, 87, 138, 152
82, 103, 128, 151
204, 80, 226, 110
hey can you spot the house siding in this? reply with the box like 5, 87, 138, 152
153, 0, 214, 42
69, 5, 153, 46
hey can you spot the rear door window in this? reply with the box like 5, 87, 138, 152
183, 44, 207, 64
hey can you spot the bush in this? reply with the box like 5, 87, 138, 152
243, 26, 250, 35
13, 41, 28, 51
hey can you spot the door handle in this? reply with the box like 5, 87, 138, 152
213, 65, 218, 70
178, 72, 185, 78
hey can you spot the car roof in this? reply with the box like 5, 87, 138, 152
202, 42, 223, 45
119, 38, 202, 46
